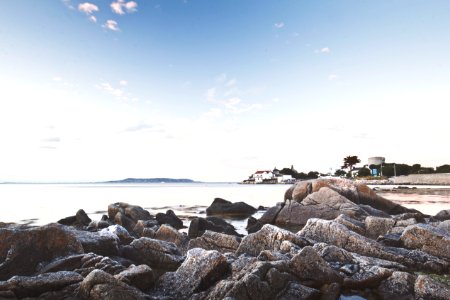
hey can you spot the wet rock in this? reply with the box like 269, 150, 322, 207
57, 209, 92, 228
122, 237, 184, 272
377, 271, 415, 300
246, 203, 284, 233
236, 224, 309, 257
114, 264, 155, 291
364, 216, 395, 240
0, 271, 83, 298
206, 198, 257, 218
289, 246, 342, 287
414, 275, 450, 300
155, 210, 184, 230
275, 188, 368, 228
400, 223, 450, 259
188, 230, 241, 254
188, 217, 239, 238
79, 269, 151, 300
155, 248, 229, 299
0, 224, 83, 280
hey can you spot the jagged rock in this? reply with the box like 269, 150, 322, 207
313, 243, 354, 264
133, 220, 159, 238
0, 271, 83, 298
298, 219, 448, 273
275, 282, 320, 299
206, 198, 257, 218
289, 178, 417, 215
79, 269, 151, 300
364, 216, 395, 239
155, 224, 189, 254
188, 217, 239, 238
334, 214, 366, 236
65, 227, 120, 256
431, 209, 450, 221
99, 225, 134, 245
155, 210, 184, 229
57, 209, 92, 228
0, 224, 83, 280
236, 224, 309, 257
108, 202, 153, 232
114, 264, 155, 291
343, 266, 393, 289
400, 223, 450, 259
377, 271, 416, 300
414, 275, 450, 300
188, 230, 241, 254
155, 248, 229, 299
276, 187, 368, 228
359, 204, 391, 218
289, 246, 342, 287
122, 237, 184, 272
246, 203, 284, 233
437, 220, 450, 234
319, 282, 341, 300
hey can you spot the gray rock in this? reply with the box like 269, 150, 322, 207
414, 275, 450, 300
431, 209, 450, 221
437, 220, 450, 234
122, 237, 184, 272
57, 209, 92, 228
236, 224, 309, 256
313, 243, 354, 264
155, 248, 229, 299
364, 216, 395, 240
114, 264, 155, 291
65, 227, 120, 256
108, 202, 153, 232
343, 266, 392, 289
188, 230, 241, 254
79, 269, 151, 300
246, 203, 284, 233
206, 198, 257, 218
0, 271, 83, 298
188, 217, 239, 238
377, 271, 415, 300
155, 224, 189, 254
0, 224, 83, 280
99, 225, 134, 245
275, 282, 320, 300
289, 246, 342, 286
334, 214, 366, 236
400, 223, 450, 259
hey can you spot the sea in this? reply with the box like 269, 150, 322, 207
1, 183, 450, 234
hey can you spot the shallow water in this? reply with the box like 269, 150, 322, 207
0, 183, 449, 234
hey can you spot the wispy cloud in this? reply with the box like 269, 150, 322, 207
78, 2, 99, 15
315, 47, 331, 54
119, 80, 128, 86
62, 0, 74, 10
203, 108, 222, 118
97, 82, 124, 97
124, 122, 163, 133
328, 74, 338, 81
103, 20, 120, 31
111, 0, 138, 15
274, 22, 285, 29
89, 15, 97, 23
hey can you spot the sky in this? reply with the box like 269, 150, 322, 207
0, 0, 449, 182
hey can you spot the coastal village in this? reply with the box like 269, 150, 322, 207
242, 168, 296, 184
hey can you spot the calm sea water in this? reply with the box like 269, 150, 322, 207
1, 183, 449, 234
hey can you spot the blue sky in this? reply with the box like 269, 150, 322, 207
0, 0, 449, 182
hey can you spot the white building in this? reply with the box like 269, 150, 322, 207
252, 170, 274, 183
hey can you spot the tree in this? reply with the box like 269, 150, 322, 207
334, 169, 347, 177
307, 171, 319, 179
436, 164, 450, 173
357, 167, 371, 177
342, 156, 361, 173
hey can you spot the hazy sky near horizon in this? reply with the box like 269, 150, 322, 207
1, 0, 449, 182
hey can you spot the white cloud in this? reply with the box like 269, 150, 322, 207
62, 0, 74, 10
215, 73, 227, 83
328, 74, 338, 81
119, 80, 128, 86
272, 97, 280, 102
97, 82, 124, 98
203, 108, 222, 118
274, 22, 285, 29
52, 76, 62, 82
111, 0, 138, 15
103, 20, 120, 31
89, 15, 97, 23
315, 47, 331, 54
78, 2, 99, 15
206, 88, 216, 102
225, 78, 237, 87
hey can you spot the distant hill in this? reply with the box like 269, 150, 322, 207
105, 178, 197, 183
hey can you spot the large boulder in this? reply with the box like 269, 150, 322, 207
122, 237, 184, 272
0, 271, 83, 298
188, 230, 241, 254
65, 226, 120, 256
414, 275, 450, 300
288, 178, 418, 215
188, 217, 239, 238
364, 216, 395, 240
377, 271, 416, 300
0, 224, 83, 280
57, 209, 92, 228
400, 223, 450, 259
155, 210, 184, 229
79, 269, 151, 300
236, 224, 309, 256
155, 248, 229, 299
108, 202, 153, 232
431, 209, 450, 221
114, 264, 155, 291
275, 187, 368, 228
206, 198, 257, 218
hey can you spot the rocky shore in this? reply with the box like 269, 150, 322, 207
1, 178, 449, 299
